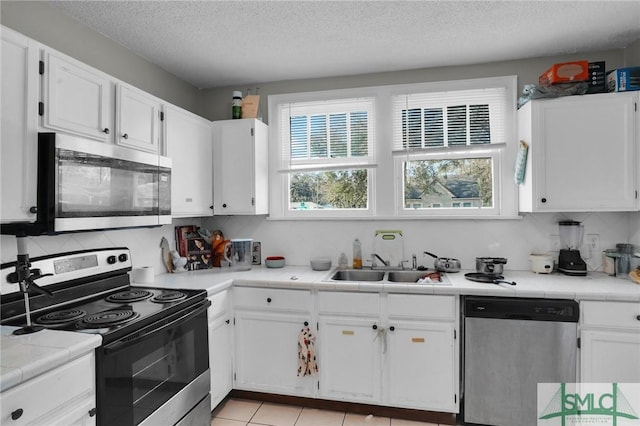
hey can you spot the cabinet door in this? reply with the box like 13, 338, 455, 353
1, 354, 95, 426
234, 311, 313, 396
116, 84, 162, 153
531, 93, 637, 211
209, 314, 233, 410
317, 316, 381, 403
386, 320, 457, 412
42, 50, 114, 142
213, 119, 268, 215
165, 105, 213, 217
581, 329, 640, 383
1, 28, 39, 223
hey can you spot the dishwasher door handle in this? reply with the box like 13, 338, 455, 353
504, 314, 533, 320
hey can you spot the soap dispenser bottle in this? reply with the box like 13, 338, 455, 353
353, 238, 362, 269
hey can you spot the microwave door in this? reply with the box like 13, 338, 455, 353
43, 133, 170, 233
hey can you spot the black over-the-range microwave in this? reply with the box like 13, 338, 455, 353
1, 132, 171, 236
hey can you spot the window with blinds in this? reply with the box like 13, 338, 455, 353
276, 97, 376, 212
268, 76, 517, 218
393, 87, 507, 151
392, 85, 510, 215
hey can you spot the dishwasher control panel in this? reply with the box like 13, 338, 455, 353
464, 296, 579, 322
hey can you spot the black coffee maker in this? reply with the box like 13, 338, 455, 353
558, 220, 587, 276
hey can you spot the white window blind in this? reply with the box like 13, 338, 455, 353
278, 97, 376, 172
392, 87, 507, 152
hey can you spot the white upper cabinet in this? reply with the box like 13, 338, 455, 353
116, 83, 163, 153
41, 48, 165, 155
165, 105, 213, 217
41, 49, 115, 142
212, 119, 268, 215
518, 93, 638, 212
1, 27, 40, 223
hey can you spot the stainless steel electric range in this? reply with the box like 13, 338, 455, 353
0, 247, 211, 426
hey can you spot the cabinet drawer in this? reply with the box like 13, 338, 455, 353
387, 294, 456, 321
581, 301, 640, 330
1, 353, 94, 425
208, 290, 230, 320
234, 287, 311, 312
318, 292, 379, 316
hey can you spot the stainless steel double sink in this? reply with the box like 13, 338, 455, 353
326, 269, 451, 285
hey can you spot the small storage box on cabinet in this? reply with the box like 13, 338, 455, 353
234, 287, 311, 312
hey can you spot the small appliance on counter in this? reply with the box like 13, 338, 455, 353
557, 221, 587, 276
529, 253, 554, 274
224, 238, 254, 271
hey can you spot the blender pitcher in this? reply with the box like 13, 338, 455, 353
224, 239, 253, 271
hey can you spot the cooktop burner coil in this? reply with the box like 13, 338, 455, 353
78, 309, 140, 328
151, 291, 187, 303
106, 289, 153, 303
37, 309, 87, 325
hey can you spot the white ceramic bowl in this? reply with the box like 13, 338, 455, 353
310, 257, 332, 271
265, 256, 285, 268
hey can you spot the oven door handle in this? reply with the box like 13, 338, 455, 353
103, 300, 210, 354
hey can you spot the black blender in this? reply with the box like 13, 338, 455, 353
557, 220, 587, 276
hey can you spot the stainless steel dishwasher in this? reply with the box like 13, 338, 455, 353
463, 296, 579, 426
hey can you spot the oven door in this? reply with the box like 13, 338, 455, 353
97, 300, 210, 426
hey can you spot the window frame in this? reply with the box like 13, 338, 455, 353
393, 144, 504, 217
268, 76, 518, 220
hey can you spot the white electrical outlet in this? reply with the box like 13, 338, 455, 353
550, 235, 561, 252
586, 234, 600, 260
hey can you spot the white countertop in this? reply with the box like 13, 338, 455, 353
3, 266, 637, 393
0, 326, 101, 392
140, 265, 640, 302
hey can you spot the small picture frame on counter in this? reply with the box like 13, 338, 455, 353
252, 241, 262, 265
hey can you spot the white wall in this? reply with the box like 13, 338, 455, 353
203, 213, 635, 272
0, 218, 203, 274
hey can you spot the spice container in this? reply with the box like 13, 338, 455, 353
602, 249, 617, 275
232, 91, 243, 119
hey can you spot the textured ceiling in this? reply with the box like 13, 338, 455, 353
50, 0, 640, 89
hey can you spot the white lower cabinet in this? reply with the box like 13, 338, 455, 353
233, 288, 314, 396
1, 353, 96, 425
317, 292, 459, 412
317, 315, 381, 403
580, 301, 640, 383
386, 320, 456, 411
208, 290, 233, 411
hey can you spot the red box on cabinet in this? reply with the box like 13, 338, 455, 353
539, 61, 589, 85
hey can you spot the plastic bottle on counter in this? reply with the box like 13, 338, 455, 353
338, 252, 348, 269
353, 238, 362, 269
232, 91, 243, 119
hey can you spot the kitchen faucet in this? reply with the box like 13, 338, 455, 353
371, 253, 389, 269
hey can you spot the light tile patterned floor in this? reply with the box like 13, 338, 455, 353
211, 399, 447, 426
